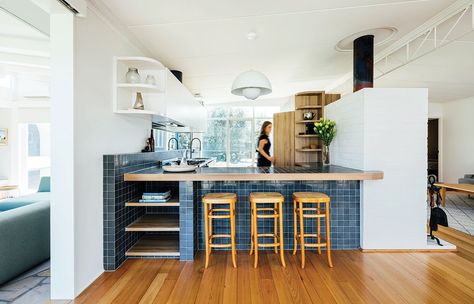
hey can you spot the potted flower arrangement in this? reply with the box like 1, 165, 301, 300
314, 119, 336, 165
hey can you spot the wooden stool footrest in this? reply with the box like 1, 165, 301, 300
258, 243, 281, 248
210, 243, 232, 248
208, 215, 231, 219
210, 234, 231, 239
305, 243, 327, 248
257, 233, 279, 238
257, 214, 279, 219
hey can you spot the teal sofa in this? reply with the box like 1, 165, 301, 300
0, 177, 50, 286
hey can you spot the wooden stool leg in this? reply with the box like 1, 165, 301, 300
325, 203, 333, 268
204, 203, 210, 268
209, 206, 213, 255
298, 201, 305, 268
274, 202, 278, 254
317, 202, 321, 255
279, 201, 286, 267
249, 204, 254, 256
253, 202, 259, 268
231, 202, 237, 268
293, 199, 298, 255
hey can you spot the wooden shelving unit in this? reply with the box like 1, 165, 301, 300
125, 194, 180, 257
296, 148, 322, 152
126, 214, 179, 232
273, 91, 340, 166
295, 105, 323, 110
294, 92, 325, 163
126, 235, 179, 257
296, 120, 320, 124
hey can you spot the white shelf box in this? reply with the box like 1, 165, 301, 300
113, 56, 166, 114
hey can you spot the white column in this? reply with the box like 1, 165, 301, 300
50, 12, 76, 299
325, 88, 428, 249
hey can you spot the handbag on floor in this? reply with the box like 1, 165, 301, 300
428, 175, 448, 246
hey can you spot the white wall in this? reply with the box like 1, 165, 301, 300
0, 107, 49, 183
0, 109, 12, 180
72, 6, 150, 295
50, 6, 151, 299
442, 96, 474, 183
325, 88, 428, 249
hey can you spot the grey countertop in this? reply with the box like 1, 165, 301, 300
124, 164, 383, 182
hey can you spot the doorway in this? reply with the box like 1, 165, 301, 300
428, 118, 439, 179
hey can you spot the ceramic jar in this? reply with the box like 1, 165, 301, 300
126, 67, 140, 83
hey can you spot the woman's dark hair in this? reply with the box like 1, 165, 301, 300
259, 121, 272, 136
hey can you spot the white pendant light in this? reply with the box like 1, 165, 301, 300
231, 70, 272, 100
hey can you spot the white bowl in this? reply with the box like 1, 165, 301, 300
162, 164, 197, 173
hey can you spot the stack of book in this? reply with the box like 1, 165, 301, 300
138, 190, 171, 203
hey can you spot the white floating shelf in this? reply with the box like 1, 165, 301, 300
117, 83, 164, 93
115, 56, 166, 71
114, 109, 157, 115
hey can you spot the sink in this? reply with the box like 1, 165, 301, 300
187, 157, 215, 167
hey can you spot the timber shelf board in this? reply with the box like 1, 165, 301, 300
126, 214, 179, 232
125, 197, 180, 207
296, 148, 322, 152
126, 235, 179, 257
296, 134, 319, 138
295, 106, 323, 110
296, 120, 320, 124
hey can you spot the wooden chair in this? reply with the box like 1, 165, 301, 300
203, 193, 237, 268
292, 192, 333, 268
249, 192, 286, 268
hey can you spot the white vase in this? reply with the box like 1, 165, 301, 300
145, 75, 156, 85
126, 68, 140, 83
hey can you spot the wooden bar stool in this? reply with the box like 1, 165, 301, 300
202, 193, 237, 268
249, 192, 286, 268
292, 192, 333, 268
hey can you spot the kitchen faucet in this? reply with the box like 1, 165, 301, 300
189, 137, 202, 159
167, 137, 178, 150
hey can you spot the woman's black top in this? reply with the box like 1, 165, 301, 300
257, 134, 272, 167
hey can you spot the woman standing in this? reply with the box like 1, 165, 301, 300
257, 121, 274, 167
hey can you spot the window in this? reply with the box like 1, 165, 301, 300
19, 123, 50, 193
203, 106, 278, 167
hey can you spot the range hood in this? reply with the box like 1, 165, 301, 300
152, 114, 189, 133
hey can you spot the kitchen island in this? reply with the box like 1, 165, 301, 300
103, 152, 383, 270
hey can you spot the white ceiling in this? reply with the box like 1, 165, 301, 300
96, 0, 463, 104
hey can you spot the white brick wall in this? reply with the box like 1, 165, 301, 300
325, 88, 428, 249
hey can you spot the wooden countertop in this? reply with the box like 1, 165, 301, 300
124, 165, 383, 182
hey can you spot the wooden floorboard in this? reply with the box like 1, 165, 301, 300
73, 250, 474, 304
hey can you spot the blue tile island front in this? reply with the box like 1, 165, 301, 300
103, 153, 383, 271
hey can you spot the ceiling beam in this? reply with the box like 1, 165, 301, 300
325, 0, 474, 94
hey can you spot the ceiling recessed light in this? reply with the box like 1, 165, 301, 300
336, 27, 398, 52
247, 31, 258, 40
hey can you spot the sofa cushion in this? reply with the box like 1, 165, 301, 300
0, 192, 50, 212
0, 200, 50, 285
37, 176, 50, 192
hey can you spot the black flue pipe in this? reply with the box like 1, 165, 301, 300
353, 35, 374, 92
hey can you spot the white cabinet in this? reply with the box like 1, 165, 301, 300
164, 69, 207, 132
113, 56, 206, 132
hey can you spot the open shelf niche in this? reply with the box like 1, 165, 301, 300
112, 56, 167, 115
294, 91, 325, 163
